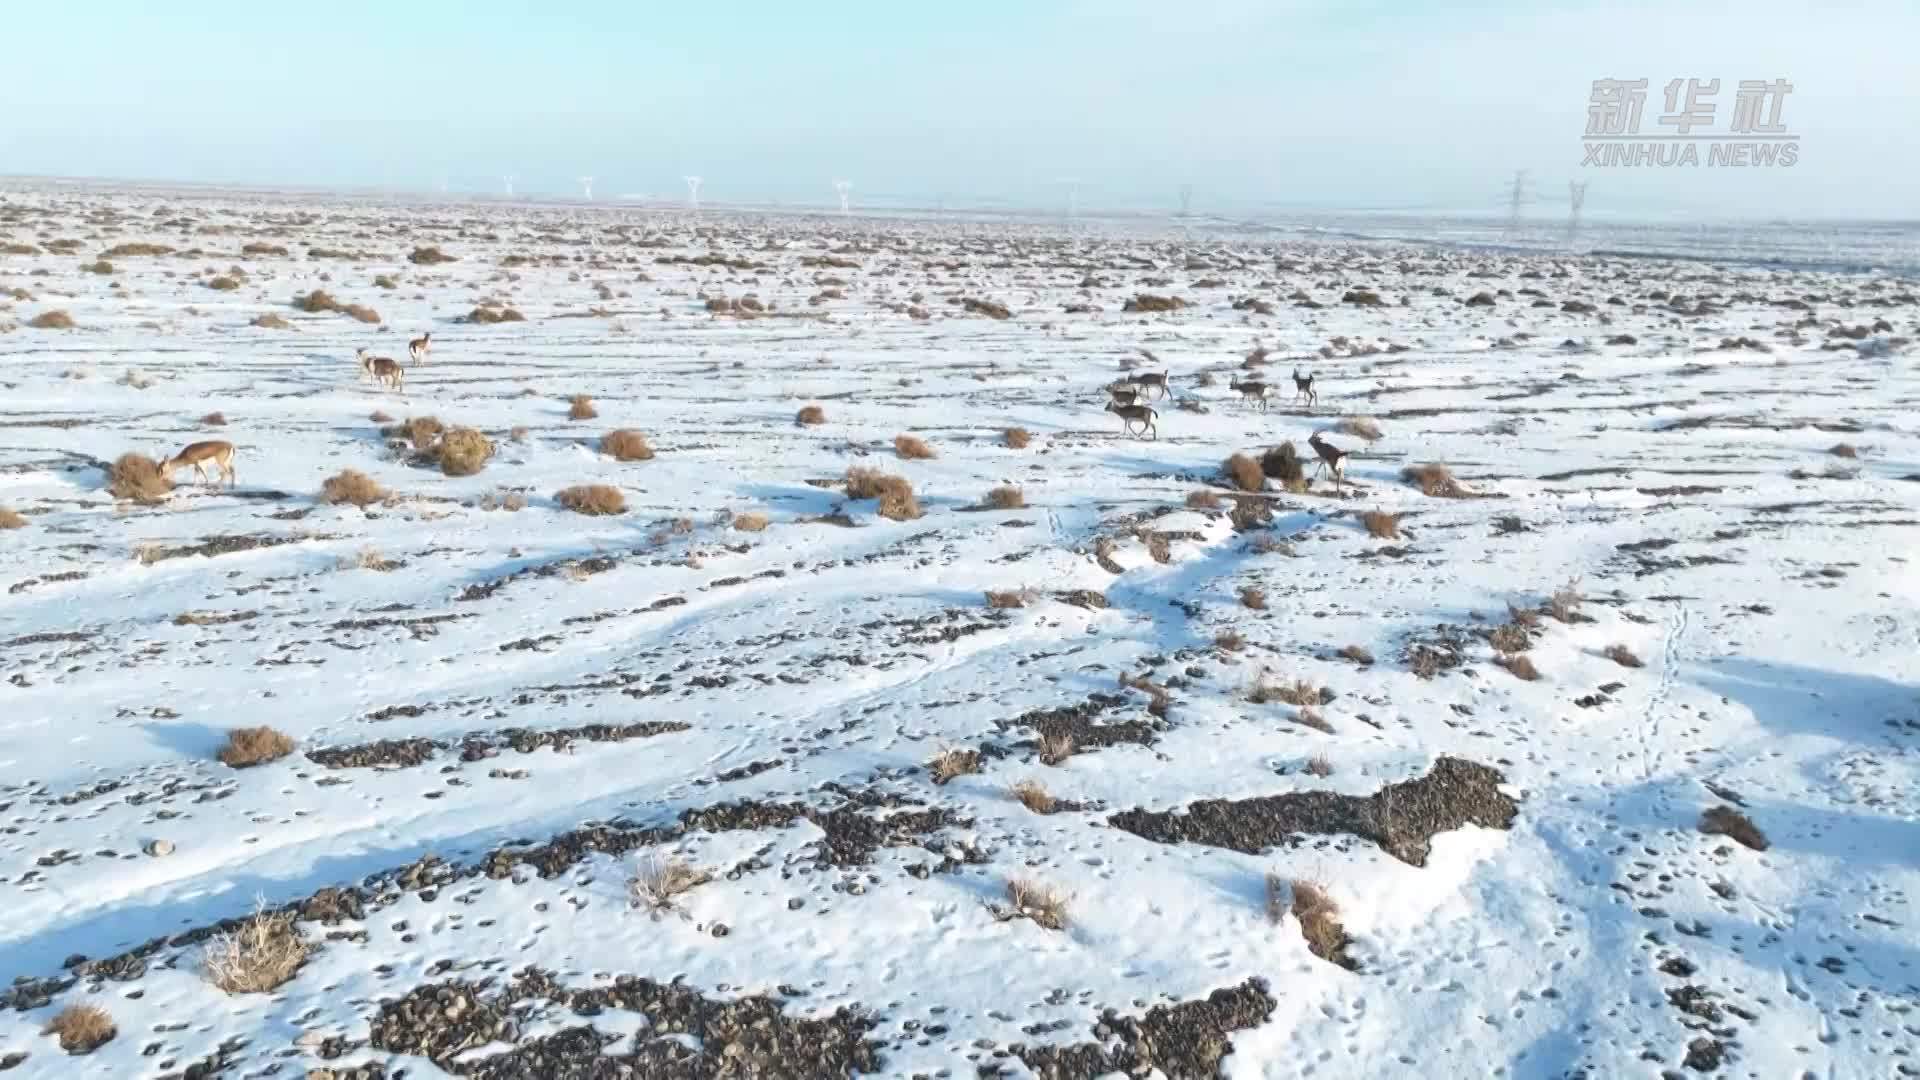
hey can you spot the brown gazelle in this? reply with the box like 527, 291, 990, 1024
1133, 370, 1171, 400
408, 332, 432, 364
1106, 401, 1158, 440
1228, 378, 1270, 411
1307, 433, 1349, 492
357, 348, 405, 391
1107, 384, 1142, 408
164, 440, 236, 488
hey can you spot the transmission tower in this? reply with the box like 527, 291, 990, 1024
1566, 180, 1589, 249
833, 179, 851, 216
1178, 184, 1194, 218
683, 176, 703, 210
502, 174, 516, 198
1500, 170, 1533, 242
578, 176, 595, 201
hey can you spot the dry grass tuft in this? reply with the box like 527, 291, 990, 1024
1224, 452, 1266, 492
1402, 462, 1466, 497
43, 1003, 116, 1054
1488, 622, 1533, 653
1827, 443, 1858, 458
83, 259, 115, 275
206, 274, 238, 290
1248, 675, 1324, 707
600, 429, 655, 461
1002, 878, 1070, 931
342, 303, 381, 324
434, 427, 495, 476
845, 467, 921, 520
1337, 644, 1374, 666
1495, 653, 1542, 680
1305, 754, 1334, 777
1239, 585, 1268, 610
199, 411, 227, 426
204, 900, 307, 993
732, 511, 770, 532
107, 452, 174, 504
290, 289, 340, 313
1603, 643, 1644, 668
368, 409, 394, 423
319, 469, 386, 507
556, 484, 627, 516
985, 588, 1035, 609
341, 547, 400, 572
1261, 443, 1306, 488
1335, 416, 1384, 441
628, 854, 711, 914
1506, 602, 1542, 629
1360, 510, 1402, 539
1699, 806, 1769, 851
984, 485, 1025, 509
928, 747, 982, 785
408, 245, 457, 265
466, 305, 526, 323
250, 312, 292, 330
1546, 579, 1583, 622
28, 309, 75, 329
1288, 879, 1355, 968
1039, 732, 1076, 766
1186, 489, 1222, 509
894, 433, 937, 460
477, 490, 528, 512
1004, 427, 1032, 449
386, 415, 444, 450
217, 726, 295, 768
1010, 779, 1056, 814
1293, 706, 1334, 733
796, 403, 827, 426
0, 507, 27, 530
567, 394, 598, 420
1213, 629, 1246, 652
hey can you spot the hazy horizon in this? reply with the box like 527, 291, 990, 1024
4, 0, 1914, 222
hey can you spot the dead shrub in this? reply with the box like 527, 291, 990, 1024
1337, 644, 1374, 666
1000, 878, 1070, 930
250, 313, 292, 330
0, 508, 27, 529
466, 304, 525, 323
342, 547, 400, 572
1261, 443, 1305, 487
1403, 463, 1467, 497
217, 726, 296, 768
796, 404, 827, 425
102, 242, 173, 257
628, 854, 711, 914
83, 259, 114, 275
1360, 510, 1401, 539
43, 1003, 116, 1054
1147, 533, 1171, 563
1506, 602, 1542, 629
1305, 754, 1334, 777
1546, 579, 1583, 622
434, 427, 494, 476
985, 588, 1034, 609
386, 416, 444, 449
1239, 585, 1267, 610
200, 411, 227, 426
894, 434, 936, 460
206, 275, 239, 290
107, 452, 173, 504
203, 900, 308, 993
1699, 806, 1769, 851
290, 289, 340, 313
732, 511, 770, 532
1186, 489, 1221, 509
984, 485, 1025, 509
1335, 416, 1383, 441
556, 484, 627, 515
928, 747, 982, 785
242, 242, 288, 257
1288, 879, 1356, 969
1039, 732, 1076, 766
1004, 427, 1031, 449
1248, 675, 1323, 707
601, 429, 655, 461
568, 394, 598, 420
28, 309, 75, 329
1604, 643, 1644, 668
1827, 443, 1858, 458
320, 469, 387, 507
1224, 452, 1265, 492
408, 245, 457, 265
1230, 497, 1274, 531
1495, 653, 1541, 680
342, 303, 381, 324
1010, 779, 1056, 814
1294, 707, 1334, 733
1488, 622, 1532, 653
844, 466, 920, 520
368, 409, 394, 423
1214, 630, 1245, 652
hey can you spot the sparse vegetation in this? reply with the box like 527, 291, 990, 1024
1214, 629, 1245, 652
1239, 585, 1267, 610
1828, 443, 1858, 458
1248, 674, 1324, 707
845, 466, 920, 520
1260, 443, 1306, 491
107, 452, 173, 504
465, 304, 525, 323
894, 433, 936, 459
1337, 644, 1374, 666
250, 312, 292, 330
1546, 579, 1583, 622
999, 878, 1070, 930
290, 289, 340, 313
1603, 643, 1644, 668
432, 427, 494, 476
1004, 427, 1031, 449
1305, 754, 1334, 777
200, 411, 227, 426
1039, 732, 1076, 766
928, 747, 982, 785
568, 394, 598, 420
983, 485, 1025, 509
796, 403, 826, 425
1335, 416, 1383, 441
601, 429, 655, 461
28, 309, 75, 329
732, 511, 770, 532
43, 1003, 116, 1054
1010, 779, 1056, 814
1225, 452, 1266, 492
204, 900, 308, 993
217, 726, 296, 768
1699, 805, 1768, 851
0, 508, 27, 529
628, 854, 711, 914
1495, 653, 1541, 680
83, 259, 114, 275
341, 547, 400, 572
556, 484, 627, 515
1287, 879, 1356, 969
1360, 510, 1402, 538
1186, 489, 1222, 509
408, 245, 457, 265
1403, 462, 1467, 497
985, 588, 1034, 609
319, 469, 387, 507
206, 274, 239, 290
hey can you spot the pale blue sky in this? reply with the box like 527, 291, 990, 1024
3, 0, 1914, 218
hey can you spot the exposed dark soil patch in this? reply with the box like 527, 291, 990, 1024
1109, 757, 1517, 867
305, 721, 694, 770
1008, 978, 1276, 1080
996, 693, 1159, 753
139, 533, 320, 563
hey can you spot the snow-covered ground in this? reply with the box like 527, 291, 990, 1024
0, 186, 1916, 1079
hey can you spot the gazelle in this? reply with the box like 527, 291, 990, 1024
408, 332, 432, 364
1107, 384, 1143, 408
1291, 368, 1318, 408
1134, 370, 1172, 400
357, 348, 405, 391
1106, 401, 1158, 440
1228, 378, 1270, 411
1307, 433, 1349, 491
163, 440, 236, 488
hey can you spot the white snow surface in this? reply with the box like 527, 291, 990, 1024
0, 187, 1915, 1079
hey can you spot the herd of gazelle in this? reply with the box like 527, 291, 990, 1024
155, 333, 433, 491
1100, 356, 1349, 489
